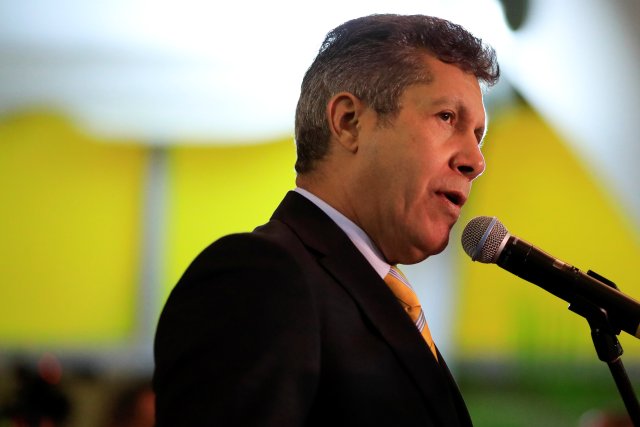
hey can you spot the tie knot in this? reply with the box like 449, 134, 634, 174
384, 266, 419, 307
386, 266, 410, 287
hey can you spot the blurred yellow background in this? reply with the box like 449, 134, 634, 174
2, 105, 638, 359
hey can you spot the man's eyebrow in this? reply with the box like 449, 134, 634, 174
430, 96, 457, 107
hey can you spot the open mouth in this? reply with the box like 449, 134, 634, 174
440, 191, 464, 207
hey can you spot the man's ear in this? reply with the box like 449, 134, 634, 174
326, 92, 364, 153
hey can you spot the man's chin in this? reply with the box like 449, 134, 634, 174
426, 236, 449, 258
397, 235, 450, 265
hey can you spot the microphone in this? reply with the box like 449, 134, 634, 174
461, 216, 640, 339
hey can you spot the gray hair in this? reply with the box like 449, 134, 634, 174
294, 14, 500, 174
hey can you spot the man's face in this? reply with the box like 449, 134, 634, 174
351, 54, 486, 264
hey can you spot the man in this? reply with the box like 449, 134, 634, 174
154, 14, 499, 426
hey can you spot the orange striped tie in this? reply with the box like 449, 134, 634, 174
384, 266, 438, 360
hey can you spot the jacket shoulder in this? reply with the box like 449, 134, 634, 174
177, 219, 306, 285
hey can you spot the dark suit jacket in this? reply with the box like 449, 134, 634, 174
154, 191, 472, 426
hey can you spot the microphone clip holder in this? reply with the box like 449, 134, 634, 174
568, 270, 640, 426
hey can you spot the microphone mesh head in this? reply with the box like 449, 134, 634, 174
461, 216, 509, 263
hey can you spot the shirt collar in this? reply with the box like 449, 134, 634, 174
294, 187, 390, 279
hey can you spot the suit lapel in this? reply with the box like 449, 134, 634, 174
271, 192, 466, 426
438, 353, 473, 426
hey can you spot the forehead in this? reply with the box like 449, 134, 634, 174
403, 55, 485, 114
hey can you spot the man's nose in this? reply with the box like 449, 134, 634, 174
451, 139, 486, 181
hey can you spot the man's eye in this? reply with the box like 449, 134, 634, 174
439, 112, 453, 122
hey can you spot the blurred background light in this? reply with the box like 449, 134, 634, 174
496, 0, 640, 229
0, 0, 508, 142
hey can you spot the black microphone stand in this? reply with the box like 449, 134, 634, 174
568, 271, 640, 426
